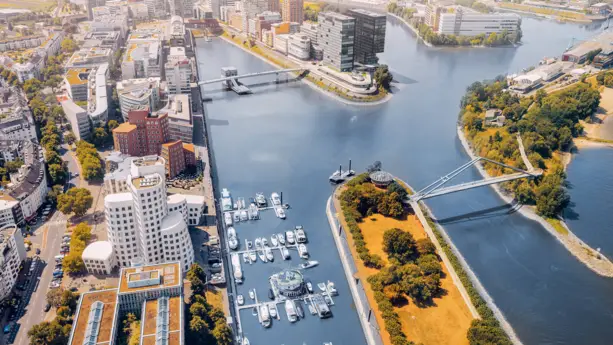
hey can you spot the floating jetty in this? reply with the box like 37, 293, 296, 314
329, 160, 355, 184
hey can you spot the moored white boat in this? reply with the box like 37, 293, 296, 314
249, 250, 257, 262
237, 294, 244, 305
240, 210, 248, 221
327, 281, 338, 296
224, 212, 233, 226
280, 246, 290, 260
306, 282, 313, 293
285, 230, 295, 244
231, 254, 242, 283
258, 250, 268, 262
295, 228, 307, 243
249, 290, 255, 299
242, 337, 250, 345
271, 192, 281, 205
221, 188, 233, 211
300, 260, 318, 269
318, 282, 326, 292
270, 234, 278, 246
298, 244, 308, 259
242, 252, 249, 263
277, 232, 285, 245
254, 238, 262, 249
265, 247, 274, 261
275, 206, 286, 219
268, 303, 277, 318
261, 238, 268, 247
255, 192, 267, 207
259, 305, 271, 327
285, 300, 297, 323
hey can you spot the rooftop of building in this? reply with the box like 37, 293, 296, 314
165, 94, 191, 124
118, 262, 181, 294
182, 142, 194, 153
131, 174, 162, 190
65, 68, 90, 86
113, 122, 137, 133
5, 143, 45, 202
348, 8, 387, 18
319, 11, 356, 21
104, 192, 132, 203
133, 155, 165, 167
66, 47, 112, 66
160, 211, 185, 232
0, 224, 18, 247
125, 41, 160, 62
82, 241, 114, 261
69, 289, 118, 345
162, 140, 182, 148
139, 296, 182, 345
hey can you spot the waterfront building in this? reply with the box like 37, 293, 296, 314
0, 224, 26, 303
300, 22, 318, 44
161, 140, 196, 178
437, 8, 522, 38
274, 34, 289, 54
82, 241, 116, 275
194, 1, 215, 19
270, 269, 306, 298
348, 8, 386, 65
288, 34, 311, 60
67, 262, 185, 345
165, 94, 194, 143
122, 29, 163, 79
262, 29, 274, 46
61, 99, 91, 141
318, 12, 356, 71
103, 156, 195, 270
116, 77, 162, 121
425, 3, 447, 32
282, 0, 303, 24
165, 47, 194, 95
113, 108, 170, 157
593, 48, 613, 68
252, 11, 282, 40
271, 21, 300, 35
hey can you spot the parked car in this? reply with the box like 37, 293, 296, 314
35, 248, 41, 255
43, 304, 51, 312
52, 272, 63, 278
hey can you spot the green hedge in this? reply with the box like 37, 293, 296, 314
419, 204, 512, 345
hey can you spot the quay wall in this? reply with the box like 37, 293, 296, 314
326, 196, 384, 345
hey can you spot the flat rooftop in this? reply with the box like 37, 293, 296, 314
70, 289, 118, 345
118, 262, 181, 294
65, 68, 90, 86
131, 175, 162, 189
113, 122, 137, 133
140, 296, 182, 345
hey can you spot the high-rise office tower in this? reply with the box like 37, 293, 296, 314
282, 0, 303, 24
348, 8, 386, 65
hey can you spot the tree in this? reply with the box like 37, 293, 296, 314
211, 319, 233, 345
187, 264, 207, 295
57, 187, 93, 217
90, 126, 109, 147
5, 159, 24, 173
46, 288, 65, 308
63, 252, 85, 273
48, 163, 66, 184
190, 302, 208, 319
23, 78, 42, 96
383, 228, 416, 264
28, 320, 69, 345
415, 238, 436, 256
60, 38, 78, 53
108, 120, 119, 131
189, 315, 209, 334
46, 185, 64, 205
374, 65, 393, 91
64, 132, 76, 145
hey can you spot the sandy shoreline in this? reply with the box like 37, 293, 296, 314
215, 35, 393, 107
457, 126, 613, 277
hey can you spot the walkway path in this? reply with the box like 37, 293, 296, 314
516, 133, 535, 172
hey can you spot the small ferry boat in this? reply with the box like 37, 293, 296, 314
270, 234, 278, 246
259, 305, 271, 327
327, 281, 338, 296
318, 282, 326, 292
300, 260, 318, 269
285, 230, 295, 244
221, 188, 233, 211
249, 290, 255, 299
237, 294, 244, 305
224, 212, 233, 226
285, 300, 298, 323
268, 303, 277, 318
271, 192, 281, 205
275, 207, 286, 219
306, 282, 313, 293
255, 193, 267, 207
240, 210, 248, 221
277, 233, 285, 245
298, 244, 309, 259
295, 228, 307, 243
280, 247, 290, 260
231, 254, 242, 284
265, 247, 274, 261
249, 251, 257, 262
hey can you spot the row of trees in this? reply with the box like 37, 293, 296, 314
27, 288, 79, 345
57, 187, 93, 218
62, 222, 92, 274
387, 2, 416, 22
416, 23, 520, 46
185, 264, 233, 345
461, 79, 600, 218
75, 140, 104, 180
42, 119, 69, 186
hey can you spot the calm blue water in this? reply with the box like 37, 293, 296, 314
196, 16, 613, 345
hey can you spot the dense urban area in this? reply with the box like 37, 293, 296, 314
0, 0, 612, 344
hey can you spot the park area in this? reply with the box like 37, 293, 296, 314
334, 175, 473, 345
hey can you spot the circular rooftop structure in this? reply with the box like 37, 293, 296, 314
369, 170, 394, 187
270, 270, 305, 298
82, 241, 113, 261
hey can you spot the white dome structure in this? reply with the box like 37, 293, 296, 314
82, 241, 116, 275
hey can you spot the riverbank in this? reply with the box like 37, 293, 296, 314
457, 125, 613, 277
494, 3, 593, 23
387, 13, 433, 48
216, 33, 393, 106
330, 184, 475, 345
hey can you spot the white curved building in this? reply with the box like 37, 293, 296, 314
104, 155, 195, 273
0, 224, 26, 302
82, 241, 115, 274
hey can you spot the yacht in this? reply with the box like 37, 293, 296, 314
248, 203, 259, 220
317, 282, 326, 292
246, 240, 253, 250
254, 238, 262, 250
268, 304, 277, 318
259, 305, 271, 327
285, 230, 295, 244
249, 250, 257, 262
300, 260, 318, 269
265, 247, 274, 261
258, 250, 268, 263
255, 193, 267, 207
271, 192, 281, 205
237, 295, 244, 305
242, 337, 250, 345
249, 290, 255, 299
306, 282, 313, 293
298, 244, 309, 259
270, 234, 278, 246
285, 300, 298, 323
221, 188, 233, 211
275, 207, 286, 219
231, 254, 242, 284
224, 212, 233, 226
295, 228, 307, 243
228, 237, 238, 250
296, 303, 304, 318
324, 343, 333, 345
261, 238, 268, 247
240, 210, 248, 221
280, 247, 290, 260
327, 281, 338, 296
227, 227, 237, 237
277, 233, 285, 245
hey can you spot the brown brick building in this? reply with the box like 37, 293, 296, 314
112, 108, 170, 157
161, 140, 197, 178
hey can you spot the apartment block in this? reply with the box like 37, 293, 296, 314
165, 94, 193, 144
65, 47, 113, 70
122, 29, 162, 79
348, 8, 386, 65
282, 0, 303, 24
116, 77, 162, 121
165, 47, 193, 95
0, 91, 37, 142
0, 224, 26, 303
113, 108, 169, 156
161, 140, 196, 178
64, 68, 90, 102
61, 99, 91, 141
318, 12, 356, 71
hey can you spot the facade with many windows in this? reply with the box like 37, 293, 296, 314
318, 12, 356, 72
348, 9, 386, 65
0, 224, 26, 302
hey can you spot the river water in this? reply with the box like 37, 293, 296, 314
196, 16, 613, 345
